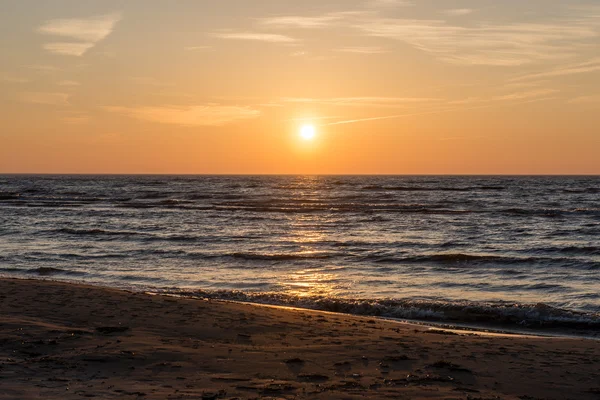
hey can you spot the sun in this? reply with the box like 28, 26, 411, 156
300, 124, 316, 140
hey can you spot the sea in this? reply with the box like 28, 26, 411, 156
1, 175, 598, 336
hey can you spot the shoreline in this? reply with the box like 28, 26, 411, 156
3, 274, 599, 340
156, 295, 559, 340
2, 277, 600, 399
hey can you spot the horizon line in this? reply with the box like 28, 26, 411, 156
1, 173, 598, 177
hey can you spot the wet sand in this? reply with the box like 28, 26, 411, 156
1, 278, 599, 399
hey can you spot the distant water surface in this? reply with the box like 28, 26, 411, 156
1, 175, 598, 334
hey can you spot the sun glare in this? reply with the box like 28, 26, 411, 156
300, 125, 316, 140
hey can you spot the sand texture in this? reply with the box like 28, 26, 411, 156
1, 278, 599, 399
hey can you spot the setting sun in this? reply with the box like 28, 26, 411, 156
300, 125, 316, 141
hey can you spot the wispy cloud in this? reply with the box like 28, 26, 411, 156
356, 19, 599, 66
327, 114, 407, 125
283, 96, 440, 107
261, 15, 343, 29
568, 95, 600, 104
57, 80, 80, 87
493, 89, 559, 101
257, 6, 599, 67
104, 105, 261, 126
336, 46, 388, 54
27, 65, 62, 73
20, 92, 70, 106
449, 88, 559, 105
289, 115, 342, 121
367, 0, 414, 8
510, 58, 600, 82
1, 76, 29, 84
43, 42, 95, 56
260, 11, 370, 30
211, 32, 298, 43
258, 103, 285, 108
130, 77, 173, 86
443, 9, 473, 16
326, 94, 558, 126
37, 13, 122, 56
61, 114, 90, 124
184, 46, 212, 51
437, 135, 486, 142
38, 12, 122, 42
503, 80, 551, 89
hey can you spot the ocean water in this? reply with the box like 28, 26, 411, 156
1, 175, 599, 334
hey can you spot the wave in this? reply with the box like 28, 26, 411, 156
117, 201, 213, 210
14, 245, 598, 269
118, 202, 156, 209
228, 252, 336, 261
27, 267, 85, 276
213, 202, 473, 215
53, 228, 141, 237
156, 289, 600, 331
51, 229, 222, 243
185, 193, 213, 200
563, 188, 599, 194
365, 253, 599, 268
361, 185, 506, 192
530, 245, 600, 256
0, 192, 21, 200
501, 208, 600, 217
14, 249, 328, 262
138, 191, 169, 199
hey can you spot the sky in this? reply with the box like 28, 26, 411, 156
1, 0, 599, 174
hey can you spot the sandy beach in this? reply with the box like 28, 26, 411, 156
1, 278, 599, 400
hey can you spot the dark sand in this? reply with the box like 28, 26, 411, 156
1, 278, 599, 399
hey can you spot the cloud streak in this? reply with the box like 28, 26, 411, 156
257, 6, 599, 66
104, 105, 261, 126
1, 76, 30, 84
568, 95, 600, 104
61, 114, 90, 124
283, 96, 441, 108
444, 9, 473, 16
367, 0, 414, 8
38, 13, 121, 56
57, 80, 80, 87
261, 15, 344, 29
260, 11, 370, 30
211, 32, 298, 43
336, 46, 388, 54
356, 19, 598, 66
510, 58, 600, 81
324, 89, 558, 125
20, 92, 70, 106
184, 46, 212, 51
43, 42, 95, 56
493, 89, 559, 101
326, 114, 407, 126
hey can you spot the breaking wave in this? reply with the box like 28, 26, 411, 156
27, 267, 85, 276
156, 289, 600, 332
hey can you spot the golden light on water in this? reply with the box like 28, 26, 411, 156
285, 268, 339, 297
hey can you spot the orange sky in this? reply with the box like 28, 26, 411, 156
1, 0, 599, 174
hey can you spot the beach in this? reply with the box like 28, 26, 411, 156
1, 278, 599, 399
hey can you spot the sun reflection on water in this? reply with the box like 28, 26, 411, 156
279, 176, 345, 297
283, 268, 343, 297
